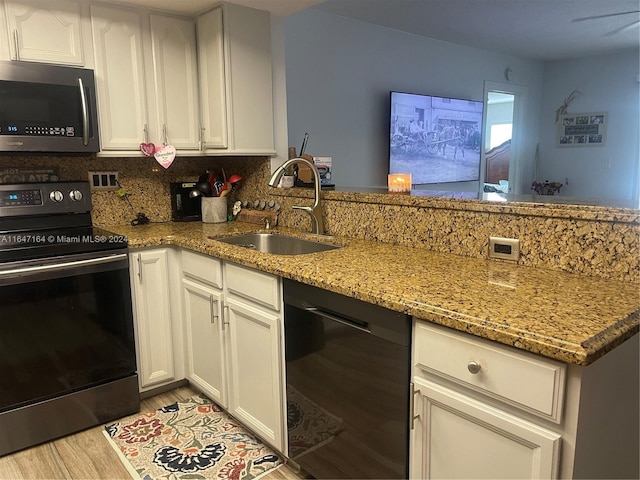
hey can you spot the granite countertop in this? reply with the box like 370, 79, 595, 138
105, 221, 639, 366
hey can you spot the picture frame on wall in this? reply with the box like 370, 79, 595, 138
557, 112, 607, 147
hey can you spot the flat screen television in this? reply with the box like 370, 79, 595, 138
389, 91, 484, 185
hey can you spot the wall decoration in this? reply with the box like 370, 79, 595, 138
557, 112, 607, 147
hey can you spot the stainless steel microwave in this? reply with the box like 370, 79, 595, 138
0, 61, 99, 153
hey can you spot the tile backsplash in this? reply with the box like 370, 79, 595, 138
0, 154, 637, 283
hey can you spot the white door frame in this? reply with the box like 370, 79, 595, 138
482, 81, 529, 194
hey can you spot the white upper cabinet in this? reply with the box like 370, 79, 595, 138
149, 13, 200, 151
198, 3, 275, 155
91, 5, 148, 150
4, 0, 86, 65
90, 6, 200, 154
196, 7, 227, 149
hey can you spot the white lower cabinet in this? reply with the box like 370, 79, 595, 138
411, 320, 640, 480
182, 278, 227, 407
180, 250, 285, 452
130, 248, 183, 392
225, 295, 283, 450
412, 377, 560, 479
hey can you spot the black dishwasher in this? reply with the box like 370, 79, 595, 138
284, 279, 411, 479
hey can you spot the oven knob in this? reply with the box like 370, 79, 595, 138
49, 190, 64, 202
69, 190, 83, 202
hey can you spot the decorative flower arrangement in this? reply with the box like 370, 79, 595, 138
531, 180, 563, 195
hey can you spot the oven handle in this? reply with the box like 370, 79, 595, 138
78, 77, 89, 146
0, 253, 127, 278
304, 306, 371, 333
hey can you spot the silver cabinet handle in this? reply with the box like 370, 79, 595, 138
210, 295, 219, 324
199, 125, 205, 151
143, 123, 149, 144
409, 382, 419, 430
137, 253, 142, 282
467, 361, 482, 374
78, 77, 89, 146
222, 303, 230, 330
162, 123, 168, 144
13, 30, 20, 61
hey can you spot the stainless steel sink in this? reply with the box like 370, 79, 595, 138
211, 233, 341, 255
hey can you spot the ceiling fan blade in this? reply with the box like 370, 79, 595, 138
572, 9, 640, 22
603, 19, 640, 36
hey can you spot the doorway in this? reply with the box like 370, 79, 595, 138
482, 81, 528, 195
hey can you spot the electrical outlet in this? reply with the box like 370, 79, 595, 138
488, 236, 520, 262
89, 171, 119, 189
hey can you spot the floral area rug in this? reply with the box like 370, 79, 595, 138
286, 385, 343, 459
104, 394, 284, 480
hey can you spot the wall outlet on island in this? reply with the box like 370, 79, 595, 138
488, 236, 520, 262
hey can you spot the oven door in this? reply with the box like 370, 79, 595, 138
0, 250, 136, 412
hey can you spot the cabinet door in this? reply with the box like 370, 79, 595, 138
411, 377, 560, 480
149, 14, 200, 150
130, 250, 175, 390
226, 296, 283, 451
223, 3, 274, 154
196, 7, 227, 149
182, 278, 227, 408
5, 0, 83, 65
91, 5, 148, 150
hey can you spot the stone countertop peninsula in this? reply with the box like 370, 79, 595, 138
106, 221, 639, 366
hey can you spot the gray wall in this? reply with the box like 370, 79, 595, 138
284, 8, 544, 190
537, 49, 640, 203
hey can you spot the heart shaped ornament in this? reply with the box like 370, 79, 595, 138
154, 144, 176, 169
139, 142, 156, 157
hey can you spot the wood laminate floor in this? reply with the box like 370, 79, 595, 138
0, 386, 307, 480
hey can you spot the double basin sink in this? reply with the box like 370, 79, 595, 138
211, 233, 341, 255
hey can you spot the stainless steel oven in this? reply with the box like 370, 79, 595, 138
0, 182, 138, 457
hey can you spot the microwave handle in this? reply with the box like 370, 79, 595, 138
78, 77, 89, 146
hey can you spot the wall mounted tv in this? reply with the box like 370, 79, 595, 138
389, 91, 484, 185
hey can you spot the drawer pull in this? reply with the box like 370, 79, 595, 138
467, 361, 482, 374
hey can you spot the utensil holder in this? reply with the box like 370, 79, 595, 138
201, 197, 227, 223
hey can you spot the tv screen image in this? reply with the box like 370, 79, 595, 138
389, 91, 484, 185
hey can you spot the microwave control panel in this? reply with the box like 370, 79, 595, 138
0, 125, 75, 136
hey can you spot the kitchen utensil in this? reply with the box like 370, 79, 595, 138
300, 132, 309, 156
196, 181, 211, 196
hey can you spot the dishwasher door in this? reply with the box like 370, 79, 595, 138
284, 279, 411, 479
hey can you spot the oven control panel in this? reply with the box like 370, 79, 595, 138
0, 182, 91, 217
0, 188, 42, 207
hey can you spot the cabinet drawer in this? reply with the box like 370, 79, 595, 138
182, 250, 222, 288
225, 262, 280, 311
413, 321, 566, 423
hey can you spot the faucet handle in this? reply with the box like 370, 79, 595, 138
262, 217, 271, 230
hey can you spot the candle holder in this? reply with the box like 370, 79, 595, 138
388, 173, 412, 193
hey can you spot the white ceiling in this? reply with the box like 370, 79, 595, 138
88, 0, 639, 61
